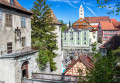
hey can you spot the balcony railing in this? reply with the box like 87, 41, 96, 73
0, 46, 38, 57
32, 73, 79, 82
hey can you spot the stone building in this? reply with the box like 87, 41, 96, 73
0, 0, 40, 83
0, 0, 62, 83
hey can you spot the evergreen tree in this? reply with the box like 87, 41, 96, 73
31, 0, 58, 71
69, 20, 71, 27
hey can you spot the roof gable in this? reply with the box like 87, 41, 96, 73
64, 55, 94, 75
0, 0, 32, 14
72, 18, 92, 29
100, 21, 118, 30
63, 27, 80, 32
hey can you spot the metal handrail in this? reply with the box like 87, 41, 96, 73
0, 46, 38, 57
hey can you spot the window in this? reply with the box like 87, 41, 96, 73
64, 37, 66, 40
70, 32, 73, 35
84, 31, 87, 35
70, 36, 73, 40
7, 42, 12, 54
77, 32, 80, 35
93, 36, 95, 39
83, 23, 87, 25
21, 17, 26, 28
78, 42, 80, 44
77, 37, 79, 40
104, 31, 108, 33
10, 0, 14, 5
22, 37, 26, 47
84, 42, 87, 45
65, 32, 66, 35
84, 37, 87, 40
104, 34, 108, 37
5, 14, 12, 27
75, 23, 79, 26
104, 38, 107, 40
0, 9, 2, 26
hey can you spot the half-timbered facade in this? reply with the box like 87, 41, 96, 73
64, 55, 94, 76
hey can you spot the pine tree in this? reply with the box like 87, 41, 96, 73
69, 20, 71, 27
31, 0, 58, 71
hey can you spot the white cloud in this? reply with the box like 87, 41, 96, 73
83, 1, 85, 5
56, 5, 60, 7
71, 1, 79, 4
48, 0, 78, 8
86, 6, 96, 16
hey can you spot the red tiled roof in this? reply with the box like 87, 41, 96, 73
99, 21, 119, 30
84, 16, 110, 23
64, 55, 94, 74
0, 0, 32, 14
50, 9, 61, 25
99, 35, 120, 50
113, 22, 120, 28
110, 19, 118, 23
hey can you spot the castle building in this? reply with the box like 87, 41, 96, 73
0, 0, 62, 83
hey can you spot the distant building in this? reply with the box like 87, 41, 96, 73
64, 55, 94, 76
62, 27, 90, 67
73, 4, 110, 44
99, 35, 120, 56
98, 21, 120, 44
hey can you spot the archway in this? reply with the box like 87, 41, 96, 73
21, 61, 29, 78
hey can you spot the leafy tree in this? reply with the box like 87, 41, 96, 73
97, 0, 120, 15
88, 49, 120, 83
91, 42, 97, 52
69, 20, 71, 27
31, 0, 58, 71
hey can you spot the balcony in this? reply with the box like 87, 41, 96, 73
0, 46, 39, 58
22, 73, 80, 83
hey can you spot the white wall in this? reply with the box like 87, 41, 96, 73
0, 59, 16, 83
0, 7, 31, 55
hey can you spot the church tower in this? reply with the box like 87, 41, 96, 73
79, 4, 84, 19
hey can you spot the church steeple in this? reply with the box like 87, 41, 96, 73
79, 4, 84, 19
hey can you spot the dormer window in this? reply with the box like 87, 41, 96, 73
10, 0, 14, 5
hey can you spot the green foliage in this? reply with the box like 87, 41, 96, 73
97, 0, 120, 15
92, 47, 96, 51
88, 49, 120, 83
98, 37, 102, 43
59, 20, 68, 32
91, 42, 97, 52
31, 0, 58, 71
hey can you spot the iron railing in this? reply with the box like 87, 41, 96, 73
0, 46, 38, 57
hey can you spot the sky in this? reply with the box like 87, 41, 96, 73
18, 0, 120, 24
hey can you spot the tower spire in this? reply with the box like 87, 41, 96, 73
79, 4, 84, 19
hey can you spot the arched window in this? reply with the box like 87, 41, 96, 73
21, 61, 29, 78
